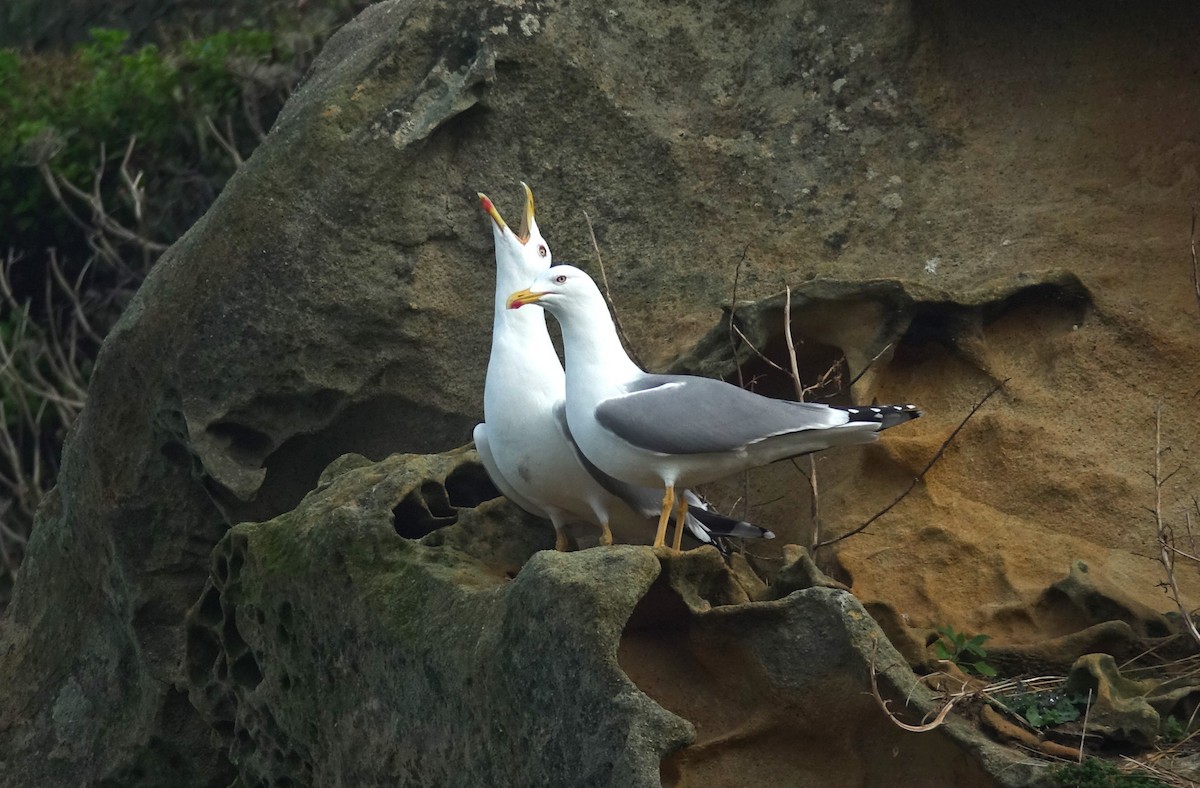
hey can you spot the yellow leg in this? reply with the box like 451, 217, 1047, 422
671, 495, 689, 552
598, 520, 613, 546
653, 487, 676, 548
554, 528, 570, 552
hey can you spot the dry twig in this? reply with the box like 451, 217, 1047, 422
1191, 207, 1200, 316
582, 210, 643, 368
204, 116, 246, 168
0, 248, 97, 591
869, 638, 961, 732
1150, 402, 1200, 650
780, 287, 823, 549
815, 379, 1007, 550
36, 141, 167, 278
725, 248, 751, 520
1079, 688, 1092, 763
727, 246, 748, 388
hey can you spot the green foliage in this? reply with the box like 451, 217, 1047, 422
0, 24, 302, 611
0, 26, 289, 256
932, 625, 998, 678
181, 29, 275, 111
72, 29, 179, 147
1001, 690, 1089, 728
1160, 714, 1192, 743
1050, 758, 1166, 787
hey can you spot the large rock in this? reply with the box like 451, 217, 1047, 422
186, 448, 1039, 786
3, 0, 1200, 782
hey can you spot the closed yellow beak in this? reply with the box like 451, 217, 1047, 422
507, 288, 544, 309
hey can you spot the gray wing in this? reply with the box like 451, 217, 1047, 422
593, 374, 847, 455
553, 402, 664, 515
555, 405, 772, 545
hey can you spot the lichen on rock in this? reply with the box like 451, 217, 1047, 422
185, 448, 1042, 786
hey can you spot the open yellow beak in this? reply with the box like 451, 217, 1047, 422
507, 287, 544, 310
516, 182, 534, 244
478, 183, 536, 244
478, 192, 507, 231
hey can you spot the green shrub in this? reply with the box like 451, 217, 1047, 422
1050, 758, 1165, 787
0, 25, 302, 609
0, 26, 290, 260
932, 624, 998, 678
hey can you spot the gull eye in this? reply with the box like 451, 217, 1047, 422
538, 244, 548, 258
554, 274, 567, 284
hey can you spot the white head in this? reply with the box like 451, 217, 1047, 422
506, 264, 641, 377
477, 183, 552, 281
505, 264, 603, 317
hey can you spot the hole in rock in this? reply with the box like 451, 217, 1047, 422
1145, 620, 1171, 639
620, 575, 997, 786
160, 440, 192, 468
228, 544, 246, 581
212, 697, 235, 724
729, 334, 850, 405
444, 461, 502, 508
223, 396, 476, 526
233, 727, 253, 753
231, 652, 264, 689
276, 601, 294, 643
222, 606, 248, 656
196, 586, 223, 626
207, 421, 274, 463
392, 481, 459, 539
185, 625, 220, 685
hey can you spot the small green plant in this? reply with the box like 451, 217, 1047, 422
1160, 714, 1191, 743
1002, 690, 1089, 728
932, 625, 998, 678
1050, 758, 1166, 787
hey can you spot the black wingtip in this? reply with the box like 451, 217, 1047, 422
838, 403, 922, 429
687, 505, 774, 539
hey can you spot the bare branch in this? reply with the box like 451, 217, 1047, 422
118, 136, 146, 223
869, 638, 960, 733
1078, 688, 1092, 763
727, 246, 748, 388
848, 342, 894, 389
731, 324, 788, 374
38, 143, 167, 260
1152, 402, 1200, 649
726, 248, 751, 518
780, 287, 825, 549
204, 115, 246, 168
815, 379, 1007, 550
782, 286, 804, 401
1192, 206, 1200, 316
582, 210, 643, 368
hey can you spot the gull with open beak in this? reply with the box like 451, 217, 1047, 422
474, 185, 771, 550
507, 265, 922, 550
